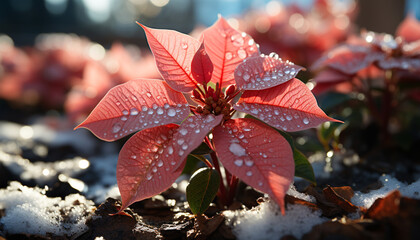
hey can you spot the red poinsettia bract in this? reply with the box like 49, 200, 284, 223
76, 17, 339, 214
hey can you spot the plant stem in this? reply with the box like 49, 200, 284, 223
209, 150, 228, 206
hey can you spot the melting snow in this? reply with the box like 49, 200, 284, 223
352, 174, 420, 208
224, 198, 326, 240
0, 182, 94, 237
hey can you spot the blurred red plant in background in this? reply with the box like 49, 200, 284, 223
235, 0, 357, 69
0, 34, 160, 123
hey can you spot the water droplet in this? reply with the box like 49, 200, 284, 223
178, 150, 184, 156
112, 123, 122, 133
146, 92, 152, 98
234, 159, 243, 167
248, 39, 255, 46
286, 115, 293, 121
131, 155, 137, 159
243, 72, 250, 81
303, 118, 309, 125
246, 171, 253, 176
225, 52, 233, 60
231, 33, 244, 47
167, 108, 176, 117
148, 109, 154, 115
131, 96, 138, 101
122, 110, 129, 115
157, 108, 164, 115
146, 173, 152, 180
170, 161, 176, 166
258, 181, 263, 186
229, 143, 247, 157
130, 108, 139, 115
206, 114, 215, 122
181, 144, 188, 150
181, 42, 188, 50
157, 159, 163, 167
195, 129, 200, 134
121, 116, 128, 121
179, 128, 188, 136
164, 103, 170, 109
274, 110, 280, 115
142, 106, 147, 112
238, 133, 245, 139
177, 139, 185, 145
237, 49, 247, 59
168, 146, 174, 155
245, 160, 254, 166
152, 167, 157, 173
152, 104, 158, 110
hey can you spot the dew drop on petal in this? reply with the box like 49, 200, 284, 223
195, 129, 200, 134
177, 139, 185, 145
245, 160, 254, 167
225, 52, 233, 60
234, 159, 243, 167
157, 159, 163, 167
178, 150, 184, 156
229, 143, 247, 157
148, 109, 154, 115
142, 106, 147, 112
164, 103, 170, 109
246, 171, 253, 177
130, 108, 139, 116
122, 110, 129, 115
179, 128, 188, 136
243, 72, 250, 81
181, 144, 188, 150
112, 123, 122, 133
237, 49, 247, 59
167, 108, 176, 117
146, 92, 152, 98
152, 167, 157, 173
146, 173, 152, 180
121, 116, 128, 121
157, 108, 164, 115
303, 117, 309, 125
181, 42, 188, 50
168, 146, 174, 155
286, 115, 293, 121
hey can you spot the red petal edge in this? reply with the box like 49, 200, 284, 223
234, 54, 305, 90
116, 124, 185, 212
75, 79, 190, 141
170, 114, 224, 172
202, 16, 260, 88
234, 78, 342, 132
138, 23, 200, 92
213, 118, 294, 214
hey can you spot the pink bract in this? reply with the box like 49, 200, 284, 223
76, 17, 339, 214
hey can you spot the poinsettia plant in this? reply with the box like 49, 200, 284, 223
76, 17, 340, 215
312, 14, 420, 151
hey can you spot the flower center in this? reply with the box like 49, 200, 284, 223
192, 84, 237, 120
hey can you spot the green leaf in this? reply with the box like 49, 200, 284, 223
317, 92, 352, 112
186, 167, 220, 215
182, 155, 200, 175
293, 149, 316, 184
190, 142, 213, 155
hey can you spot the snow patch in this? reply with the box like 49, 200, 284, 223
224, 198, 326, 240
352, 175, 420, 208
0, 182, 94, 237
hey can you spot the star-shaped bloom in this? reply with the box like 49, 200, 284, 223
76, 17, 338, 214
